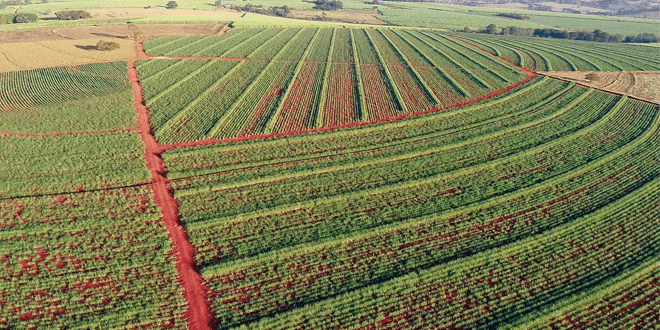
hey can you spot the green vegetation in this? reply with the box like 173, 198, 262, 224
1, 5, 659, 329
0, 62, 131, 112
139, 27, 527, 144
0, 91, 136, 134
54, 9, 91, 20
0, 186, 187, 328
378, 2, 660, 37
454, 33, 660, 71
0, 132, 150, 198
163, 77, 660, 328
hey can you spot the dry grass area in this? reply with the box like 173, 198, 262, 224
0, 22, 231, 72
547, 71, 660, 103
288, 9, 387, 25
535, 2, 612, 13
0, 38, 137, 72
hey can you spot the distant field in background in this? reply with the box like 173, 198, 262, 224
139, 27, 529, 144
0, 0, 657, 36
379, 2, 660, 36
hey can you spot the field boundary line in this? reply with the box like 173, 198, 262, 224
128, 59, 215, 330
0, 127, 138, 137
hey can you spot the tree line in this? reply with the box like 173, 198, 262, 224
465, 24, 659, 44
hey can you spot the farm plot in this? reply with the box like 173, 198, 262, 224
0, 62, 130, 113
161, 81, 660, 329
454, 33, 660, 72
0, 132, 150, 199
0, 186, 187, 329
140, 28, 528, 144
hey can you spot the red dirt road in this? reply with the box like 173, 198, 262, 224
128, 59, 214, 330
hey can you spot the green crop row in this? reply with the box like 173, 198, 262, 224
177, 91, 652, 268
0, 131, 150, 199
0, 62, 129, 112
0, 186, 187, 329
241, 169, 660, 329
455, 33, 660, 72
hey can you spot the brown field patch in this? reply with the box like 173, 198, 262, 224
288, 9, 387, 25
0, 38, 137, 72
546, 71, 660, 103
0, 22, 232, 44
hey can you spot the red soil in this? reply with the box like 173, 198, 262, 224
0, 127, 137, 137
157, 74, 537, 152
127, 59, 214, 330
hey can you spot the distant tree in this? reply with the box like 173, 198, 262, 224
215, 0, 222, 9
96, 40, 120, 51
313, 0, 342, 11
166, 1, 178, 9
55, 10, 91, 20
13, 13, 37, 23
484, 24, 497, 34
282, 5, 290, 14
24, 0, 31, 4
372, 0, 380, 4
463, 26, 471, 33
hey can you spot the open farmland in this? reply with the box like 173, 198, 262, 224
1, 5, 660, 329
453, 33, 660, 72
139, 27, 530, 144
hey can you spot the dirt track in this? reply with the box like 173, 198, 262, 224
546, 71, 660, 103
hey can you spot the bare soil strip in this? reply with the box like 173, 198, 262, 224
544, 71, 660, 103
128, 59, 215, 329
